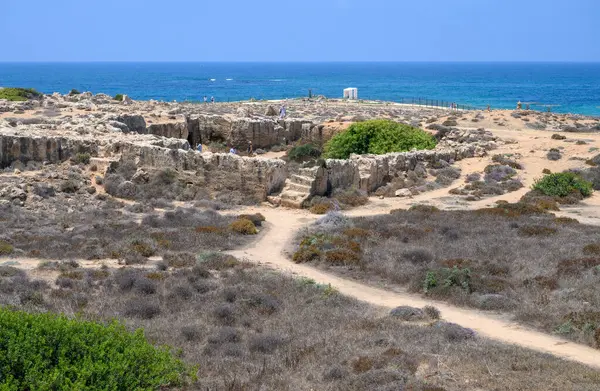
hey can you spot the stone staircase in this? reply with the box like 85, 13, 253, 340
277, 166, 323, 208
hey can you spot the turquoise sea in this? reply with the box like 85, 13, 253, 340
1, 62, 599, 116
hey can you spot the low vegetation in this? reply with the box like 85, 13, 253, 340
451, 160, 524, 199
287, 143, 321, 162
0, 259, 598, 390
324, 120, 436, 159
0, 87, 43, 101
1, 201, 250, 260
294, 205, 600, 348
308, 188, 369, 214
114, 94, 124, 101
533, 172, 593, 198
0, 308, 190, 390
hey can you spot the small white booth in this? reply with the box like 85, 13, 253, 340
343, 88, 358, 100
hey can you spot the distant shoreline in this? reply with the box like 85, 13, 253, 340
1, 62, 599, 116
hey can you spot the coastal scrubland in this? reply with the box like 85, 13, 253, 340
293, 197, 600, 348
2, 257, 600, 390
4, 92, 600, 388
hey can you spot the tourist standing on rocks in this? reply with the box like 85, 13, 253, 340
211, 96, 215, 104
247, 141, 253, 155
196, 143, 202, 152
279, 104, 286, 119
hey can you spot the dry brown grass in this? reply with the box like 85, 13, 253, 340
296, 205, 600, 348
1, 260, 599, 390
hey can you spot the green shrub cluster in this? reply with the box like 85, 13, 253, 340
114, 94, 124, 101
74, 152, 91, 164
287, 144, 321, 161
0, 308, 190, 390
323, 120, 436, 159
69, 89, 81, 95
533, 172, 593, 198
0, 87, 43, 101
423, 266, 472, 294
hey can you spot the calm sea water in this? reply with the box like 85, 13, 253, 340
1, 62, 599, 115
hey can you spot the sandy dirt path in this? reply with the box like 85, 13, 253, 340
228, 203, 600, 370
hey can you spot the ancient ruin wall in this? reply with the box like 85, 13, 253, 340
119, 145, 288, 201
317, 144, 484, 195
0, 134, 99, 168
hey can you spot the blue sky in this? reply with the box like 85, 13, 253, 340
2, 0, 599, 62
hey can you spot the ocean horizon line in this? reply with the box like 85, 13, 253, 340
2, 60, 600, 65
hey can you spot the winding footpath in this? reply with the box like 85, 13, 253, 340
228, 204, 600, 370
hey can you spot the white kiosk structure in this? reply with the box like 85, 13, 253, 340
343, 88, 358, 100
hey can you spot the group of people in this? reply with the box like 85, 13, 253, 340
203, 96, 215, 104
195, 141, 254, 155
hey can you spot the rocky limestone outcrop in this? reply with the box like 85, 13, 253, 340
117, 145, 287, 201
187, 114, 314, 149
147, 121, 189, 140
0, 133, 99, 168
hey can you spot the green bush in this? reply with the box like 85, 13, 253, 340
0, 308, 190, 390
114, 94, 124, 101
533, 172, 593, 198
74, 152, 91, 164
69, 89, 81, 95
0, 87, 42, 101
323, 120, 436, 159
287, 144, 321, 161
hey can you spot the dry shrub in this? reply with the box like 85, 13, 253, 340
352, 356, 374, 373
553, 217, 579, 225
343, 227, 370, 239
59, 270, 84, 280
229, 218, 258, 235
196, 252, 240, 270
146, 272, 166, 281
518, 225, 558, 237
124, 298, 160, 319
492, 154, 523, 169
163, 252, 196, 268
408, 204, 440, 213
324, 249, 361, 265
551, 134, 566, 140
181, 325, 203, 342
522, 275, 559, 291
195, 226, 224, 234
248, 334, 286, 354
134, 278, 157, 295
237, 213, 266, 227
424, 305, 441, 319
129, 239, 156, 257
332, 188, 369, 207
0, 240, 14, 255
310, 203, 333, 215
292, 246, 321, 263
439, 259, 472, 268
556, 258, 600, 277
476, 202, 547, 218
583, 244, 600, 255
